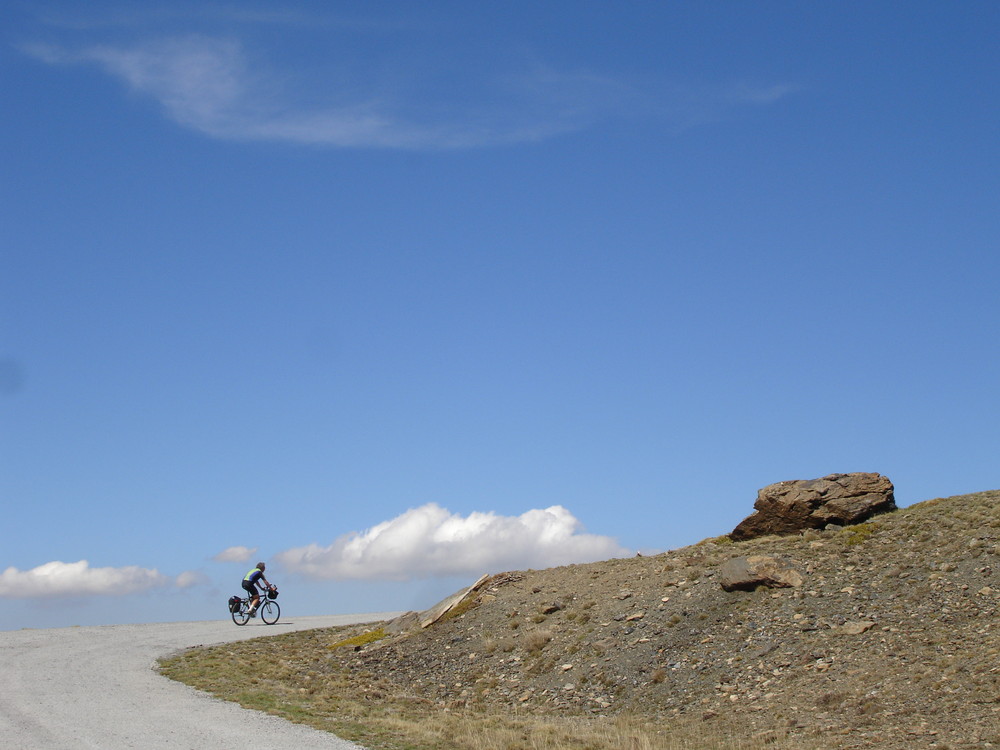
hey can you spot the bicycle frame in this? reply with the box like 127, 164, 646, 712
231, 590, 280, 626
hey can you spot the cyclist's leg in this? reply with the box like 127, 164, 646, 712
242, 580, 258, 614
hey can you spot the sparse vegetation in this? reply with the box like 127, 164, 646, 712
328, 627, 388, 650
161, 637, 803, 750
440, 597, 480, 623
522, 629, 553, 654
841, 521, 878, 546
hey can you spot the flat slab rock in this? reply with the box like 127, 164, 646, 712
730, 472, 896, 541
719, 555, 804, 591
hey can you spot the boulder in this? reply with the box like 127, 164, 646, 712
719, 555, 804, 591
730, 472, 895, 541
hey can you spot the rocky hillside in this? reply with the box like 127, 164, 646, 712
338, 490, 1000, 749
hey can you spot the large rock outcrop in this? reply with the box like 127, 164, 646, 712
730, 472, 895, 541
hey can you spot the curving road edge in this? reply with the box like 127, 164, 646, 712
0, 613, 403, 749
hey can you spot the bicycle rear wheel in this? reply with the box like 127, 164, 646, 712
260, 600, 280, 625
232, 602, 250, 626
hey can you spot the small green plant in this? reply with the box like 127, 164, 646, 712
842, 522, 878, 546
328, 627, 387, 650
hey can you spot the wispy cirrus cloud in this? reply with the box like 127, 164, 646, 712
23, 32, 797, 149
0, 560, 173, 599
275, 503, 631, 581
22, 35, 614, 148
728, 82, 801, 105
24, 36, 261, 136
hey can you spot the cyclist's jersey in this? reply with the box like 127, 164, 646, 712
244, 568, 264, 585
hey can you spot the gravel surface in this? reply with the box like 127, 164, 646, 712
0, 613, 401, 750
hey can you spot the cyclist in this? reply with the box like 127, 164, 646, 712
242, 562, 274, 617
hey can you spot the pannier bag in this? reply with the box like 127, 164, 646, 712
228, 595, 241, 613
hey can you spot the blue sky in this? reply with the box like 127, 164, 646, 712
2, 2, 998, 630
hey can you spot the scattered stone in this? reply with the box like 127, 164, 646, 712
840, 620, 876, 635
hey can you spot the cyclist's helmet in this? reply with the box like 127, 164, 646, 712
256, 562, 266, 570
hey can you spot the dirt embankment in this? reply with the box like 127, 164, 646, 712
340, 490, 1000, 749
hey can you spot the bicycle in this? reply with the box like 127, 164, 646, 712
230, 588, 280, 626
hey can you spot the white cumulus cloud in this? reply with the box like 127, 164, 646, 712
0, 560, 171, 599
213, 545, 258, 563
175, 570, 210, 588
276, 503, 631, 581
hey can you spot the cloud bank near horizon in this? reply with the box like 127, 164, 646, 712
275, 503, 632, 581
0, 560, 179, 599
23, 30, 796, 149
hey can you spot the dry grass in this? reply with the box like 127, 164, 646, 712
402, 714, 801, 750
159, 624, 828, 750
522, 629, 553, 654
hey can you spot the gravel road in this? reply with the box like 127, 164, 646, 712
0, 613, 401, 749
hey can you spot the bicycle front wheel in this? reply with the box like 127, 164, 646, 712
260, 600, 280, 625
232, 603, 250, 626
